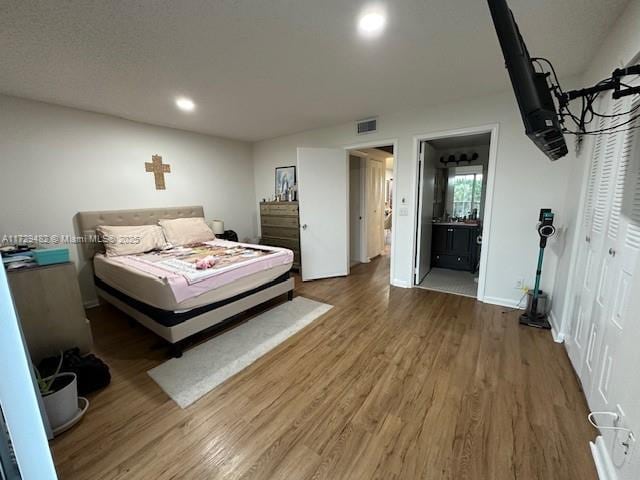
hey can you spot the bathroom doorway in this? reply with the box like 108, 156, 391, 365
413, 125, 497, 299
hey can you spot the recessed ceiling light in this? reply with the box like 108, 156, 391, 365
358, 11, 386, 36
175, 97, 195, 112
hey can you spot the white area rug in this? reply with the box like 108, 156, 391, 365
148, 296, 332, 408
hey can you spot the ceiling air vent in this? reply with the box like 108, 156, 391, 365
356, 117, 377, 135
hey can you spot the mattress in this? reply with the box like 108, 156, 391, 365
94, 253, 292, 312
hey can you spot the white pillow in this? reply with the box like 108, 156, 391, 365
96, 225, 167, 257
158, 217, 215, 246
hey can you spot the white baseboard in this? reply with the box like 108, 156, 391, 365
590, 436, 617, 480
482, 296, 524, 309
392, 278, 412, 288
548, 310, 565, 343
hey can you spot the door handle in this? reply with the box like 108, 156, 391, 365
609, 247, 616, 257
302, 224, 308, 230
585, 235, 591, 243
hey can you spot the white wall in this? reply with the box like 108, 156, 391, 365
0, 95, 256, 303
253, 90, 575, 304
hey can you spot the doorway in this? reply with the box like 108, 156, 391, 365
413, 126, 497, 300
348, 144, 394, 268
296, 142, 396, 283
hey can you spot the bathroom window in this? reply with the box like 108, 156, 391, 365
452, 173, 482, 218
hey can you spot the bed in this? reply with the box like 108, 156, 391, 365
77, 206, 295, 357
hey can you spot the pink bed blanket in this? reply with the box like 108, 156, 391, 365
111, 240, 293, 304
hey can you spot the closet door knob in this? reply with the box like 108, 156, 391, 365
609, 248, 616, 257
585, 236, 591, 243
302, 224, 308, 230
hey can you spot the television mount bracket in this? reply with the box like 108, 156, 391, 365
558, 65, 640, 108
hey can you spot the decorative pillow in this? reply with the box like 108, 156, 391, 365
96, 225, 168, 257
158, 217, 215, 246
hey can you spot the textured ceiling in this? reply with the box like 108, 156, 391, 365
0, 0, 628, 141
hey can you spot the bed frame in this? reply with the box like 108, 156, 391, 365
76, 206, 295, 357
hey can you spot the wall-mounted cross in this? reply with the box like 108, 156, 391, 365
145, 155, 171, 190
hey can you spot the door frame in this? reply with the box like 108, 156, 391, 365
411, 123, 499, 302
344, 138, 399, 285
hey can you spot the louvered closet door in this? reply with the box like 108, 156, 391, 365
588, 86, 640, 417
579, 98, 630, 397
566, 98, 610, 374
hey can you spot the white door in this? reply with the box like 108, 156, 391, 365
349, 155, 365, 264
565, 97, 610, 373
297, 147, 349, 281
577, 98, 627, 396
587, 92, 640, 418
415, 141, 436, 284
366, 157, 385, 259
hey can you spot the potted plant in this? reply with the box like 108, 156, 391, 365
36, 353, 79, 431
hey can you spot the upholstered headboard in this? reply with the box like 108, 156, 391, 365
75, 205, 204, 262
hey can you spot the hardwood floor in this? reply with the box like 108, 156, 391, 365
51, 256, 597, 479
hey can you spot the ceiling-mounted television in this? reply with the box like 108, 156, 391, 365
487, 0, 568, 160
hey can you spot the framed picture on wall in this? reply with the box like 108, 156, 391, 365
275, 166, 296, 196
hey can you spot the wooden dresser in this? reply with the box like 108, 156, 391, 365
7, 262, 93, 363
259, 201, 301, 270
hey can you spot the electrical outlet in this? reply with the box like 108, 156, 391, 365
399, 207, 409, 216
514, 277, 525, 290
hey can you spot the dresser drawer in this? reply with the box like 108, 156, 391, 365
261, 226, 299, 240
261, 236, 299, 250
261, 215, 299, 228
260, 203, 299, 217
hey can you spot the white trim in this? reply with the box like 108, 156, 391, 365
410, 123, 499, 304
391, 278, 412, 288
590, 436, 617, 480
483, 295, 525, 309
344, 138, 399, 285
549, 310, 565, 343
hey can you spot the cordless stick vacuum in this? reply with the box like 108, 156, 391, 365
520, 209, 556, 329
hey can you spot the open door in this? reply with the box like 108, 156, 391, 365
297, 147, 349, 281
366, 158, 385, 260
415, 141, 436, 284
